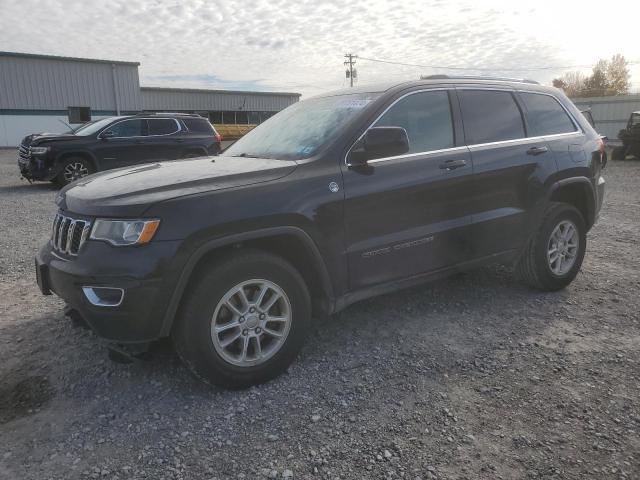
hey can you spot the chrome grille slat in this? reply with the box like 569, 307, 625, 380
51, 213, 91, 256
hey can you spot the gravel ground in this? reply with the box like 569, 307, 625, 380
0, 148, 639, 480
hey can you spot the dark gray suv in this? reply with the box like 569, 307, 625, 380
19, 113, 222, 186
36, 76, 606, 388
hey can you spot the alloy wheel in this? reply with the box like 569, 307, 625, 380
547, 219, 579, 276
210, 279, 292, 367
63, 162, 89, 182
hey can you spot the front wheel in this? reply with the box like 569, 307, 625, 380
172, 250, 311, 388
515, 202, 586, 291
55, 157, 94, 186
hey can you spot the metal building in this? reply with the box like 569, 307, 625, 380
0, 51, 300, 146
572, 94, 640, 140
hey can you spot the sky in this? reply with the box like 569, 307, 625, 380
1, 0, 639, 98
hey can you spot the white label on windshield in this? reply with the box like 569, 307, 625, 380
336, 98, 373, 109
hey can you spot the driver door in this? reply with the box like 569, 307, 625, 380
95, 119, 149, 169
340, 89, 474, 290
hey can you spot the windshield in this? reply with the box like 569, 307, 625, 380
71, 117, 120, 136
225, 93, 379, 160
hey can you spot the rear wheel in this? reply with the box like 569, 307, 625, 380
172, 250, 311, 388
56, 157, 94, 186
516, 202, 586, 291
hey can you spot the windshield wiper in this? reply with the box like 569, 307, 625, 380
232, 153, 263, 159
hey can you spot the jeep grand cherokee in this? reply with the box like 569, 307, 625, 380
36, 77, 606, 388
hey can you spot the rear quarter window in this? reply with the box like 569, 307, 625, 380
148, 119, 179, 135
458, 90, 525, 144
520, 93, 577, 136
183, 118, 215, 134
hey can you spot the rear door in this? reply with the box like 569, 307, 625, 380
518, 91, 584, 173
457, 88, 556, 258
341, 89, 475, 290
142, 118, 183, 161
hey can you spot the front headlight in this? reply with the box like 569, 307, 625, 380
30, 146, 50, 155
90, 219, 160, 246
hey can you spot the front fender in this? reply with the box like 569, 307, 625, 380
158, 226, 334, 337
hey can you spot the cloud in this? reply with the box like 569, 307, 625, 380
0, 0, 638, 98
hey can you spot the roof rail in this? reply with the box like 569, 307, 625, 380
420, 74, 539, 85
134, 112, 203, 117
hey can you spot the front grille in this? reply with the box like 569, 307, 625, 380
51, 213, 91, 256
18, 144, 30, 160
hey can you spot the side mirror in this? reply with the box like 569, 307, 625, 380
101, 130, 115, 139
348, 127, 410, 166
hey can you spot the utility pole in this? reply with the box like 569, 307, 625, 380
344, 53, 357, 87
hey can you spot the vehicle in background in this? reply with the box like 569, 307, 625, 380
612, 111, 640, 160
36, 77, 606, 388
18, 113, 222, 186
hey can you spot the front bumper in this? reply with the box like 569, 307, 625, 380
36, 239, 183, 343
18, 154, 57, 181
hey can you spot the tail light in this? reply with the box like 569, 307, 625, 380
597, 136, 606, 154
214, 132, 223, 142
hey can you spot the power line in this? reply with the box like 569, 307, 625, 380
357, 55, 640, 72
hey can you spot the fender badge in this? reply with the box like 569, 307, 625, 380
329, 181, 340, 193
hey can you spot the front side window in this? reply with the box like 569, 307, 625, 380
521, 93, 577, 136
373, 90, 454, 154
105, 119, 145, 138
458, 90, 525, 144
147, 118, 179, 135
630, 113, 640, 128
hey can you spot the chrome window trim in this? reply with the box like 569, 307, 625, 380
467, 131, 582, 151
345, 87, 585, 167
98, 118, 181, 139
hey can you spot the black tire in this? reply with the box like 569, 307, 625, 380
55, 156, 94, 186
611, 146, 626, 161
172, 250, 311, 389
515, 202, 586, 291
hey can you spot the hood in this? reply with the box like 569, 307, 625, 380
57, 155, 298, 217
22, 132, 78, 146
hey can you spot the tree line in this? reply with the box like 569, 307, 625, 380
552, 54, 631, 98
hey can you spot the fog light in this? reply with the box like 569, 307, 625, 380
82, 287, 124, 307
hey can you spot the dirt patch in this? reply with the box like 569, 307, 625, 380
0, 375, 55, 424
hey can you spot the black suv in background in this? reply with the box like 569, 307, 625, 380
612, 111, 640, 160
19, 113, 221, 186
36, 77, 606, 388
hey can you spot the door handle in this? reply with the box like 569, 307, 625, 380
439, 159, 467, 170
175, 138, 185, 143
527, 146, 548, 156
135, 140, 145, 144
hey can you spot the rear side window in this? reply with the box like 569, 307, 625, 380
182, 118, 215, 134
458, 90, 525, 144
147, 119, 179, 135
374, 90, 454, 154
520, 93, 577, 136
